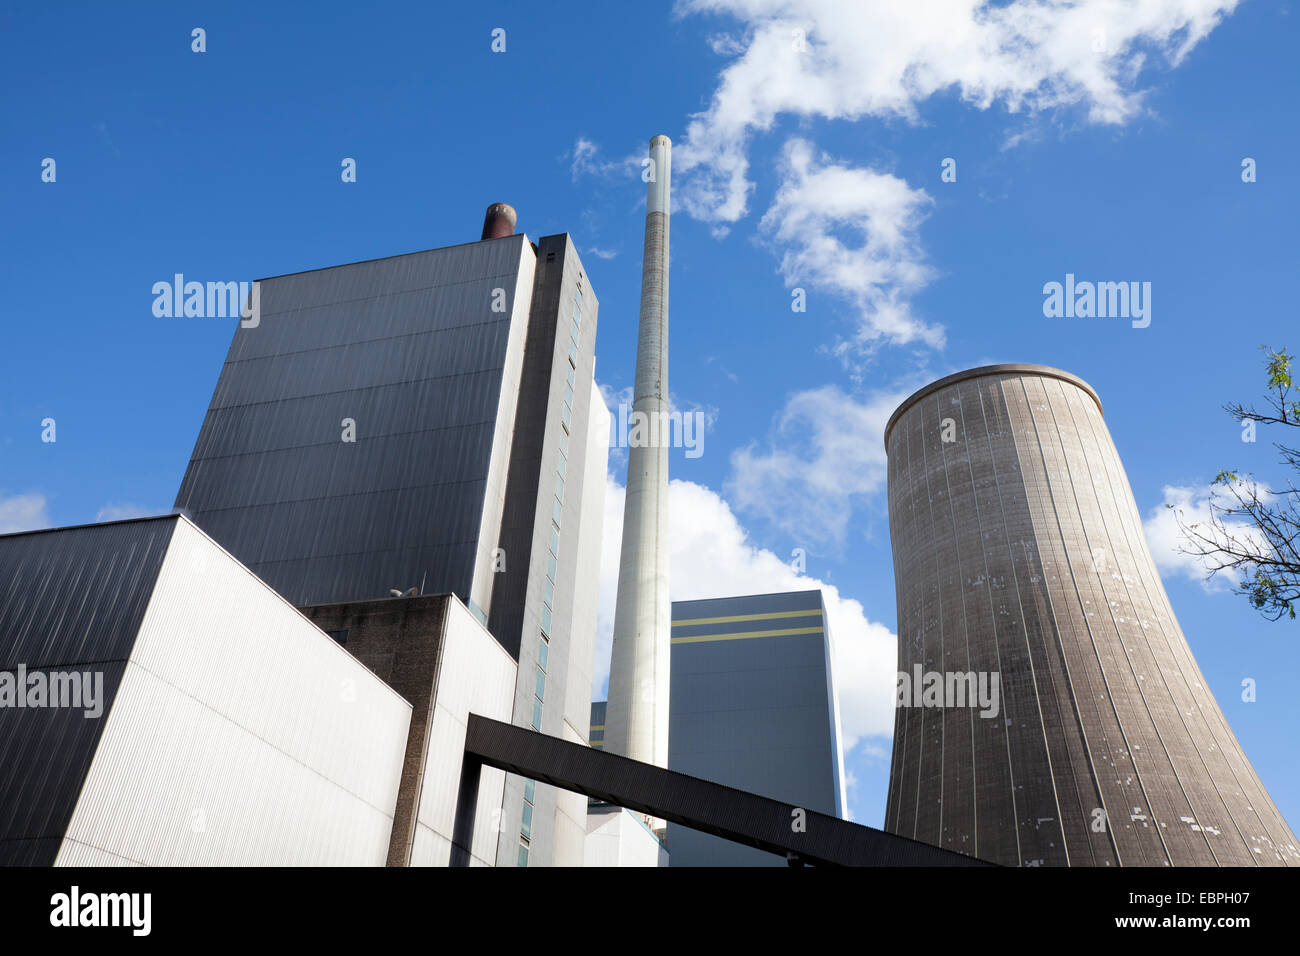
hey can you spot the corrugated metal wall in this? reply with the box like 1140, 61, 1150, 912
175, 237, 533, 610
0, 518, 176, 866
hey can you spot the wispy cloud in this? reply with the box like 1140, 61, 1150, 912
675, 0, 1241, 224
728, 384, 909, 548
0, 492, 50, 534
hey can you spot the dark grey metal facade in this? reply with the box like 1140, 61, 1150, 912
666, 590, 845, 866
175, 236, 536, 616
884, 363, 1299, 867
0, 517, 176, 866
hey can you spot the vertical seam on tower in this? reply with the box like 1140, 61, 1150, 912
917, 394, 946, 846
1075, 389, 1267, 865
1035, 378, 1172, 866
954, 383, 1022, 866
979, 380, 1070, 865
1004, 377, 1118, 866
1058, 380, 1224, 865
935, 393, 979, 858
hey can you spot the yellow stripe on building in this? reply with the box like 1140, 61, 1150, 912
671, 608, 823, 628
671, 625, 825, 645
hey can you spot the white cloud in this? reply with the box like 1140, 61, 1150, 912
595, 475, 898, 753
1143, 482, 1271, 591
569, 137, 639, 182
728, 383, 909, 547
586, 246, 619, 260
671, 0, 1238, 363
760, 139, 941, 352
675, 0, 1241, 223
95, 502, 163, 523
0, 493, 50, 534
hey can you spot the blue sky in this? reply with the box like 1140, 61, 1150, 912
2, 1, 1297, 832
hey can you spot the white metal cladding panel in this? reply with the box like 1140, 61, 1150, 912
56, 517, 411, 866
412, 599, 515, 866
563, 381, 608, 746
409, 826, 452, 867
56, 665, 398, 866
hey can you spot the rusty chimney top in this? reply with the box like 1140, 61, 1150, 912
480, 203, 518, 240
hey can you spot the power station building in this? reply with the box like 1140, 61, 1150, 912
171, 211, 609, 867
665, 590, 846, 866
883, 363, 1299, 867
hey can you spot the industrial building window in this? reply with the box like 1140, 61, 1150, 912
535, 667, 546, 701
560, 403, 571, 431
524, 779, 536, 803
555, 475, 565, 504
548, 525, 559, 557
517, 842, 529, 867
538, 639, 548, 671
531, 698, 542, 730
568, 342, 578, 368
542, 577, 554, 610
540, 603, 552, 637
564, 383, 574, 409
521, 802, 533, 841
545, 551, 557, 584
552, 498, 563, 528
556, 454, 567, 479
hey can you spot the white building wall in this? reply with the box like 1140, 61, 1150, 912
553, 380, 612, 865
409, 598, 517, 867
583, 807, 668, 868
56, 517, 411, 867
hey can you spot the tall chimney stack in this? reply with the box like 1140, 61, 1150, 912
604, 135, 672, 769
481, 202, 517, 240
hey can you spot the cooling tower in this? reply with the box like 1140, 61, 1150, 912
883, 363, 1297, 866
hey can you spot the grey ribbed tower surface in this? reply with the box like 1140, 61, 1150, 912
883, 364, 1298, 867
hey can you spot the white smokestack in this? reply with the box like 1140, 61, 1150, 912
604, 134, 672, 768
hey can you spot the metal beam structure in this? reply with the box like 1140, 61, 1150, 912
460, 714, 990, 867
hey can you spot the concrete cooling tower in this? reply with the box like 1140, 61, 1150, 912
883, 363, 1297, 867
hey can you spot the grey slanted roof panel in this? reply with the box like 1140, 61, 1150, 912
0, 517, 177, 865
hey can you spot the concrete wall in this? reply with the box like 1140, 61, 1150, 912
884, 364, 1300, 866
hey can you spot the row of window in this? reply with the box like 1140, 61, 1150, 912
520, 280, 583, 867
